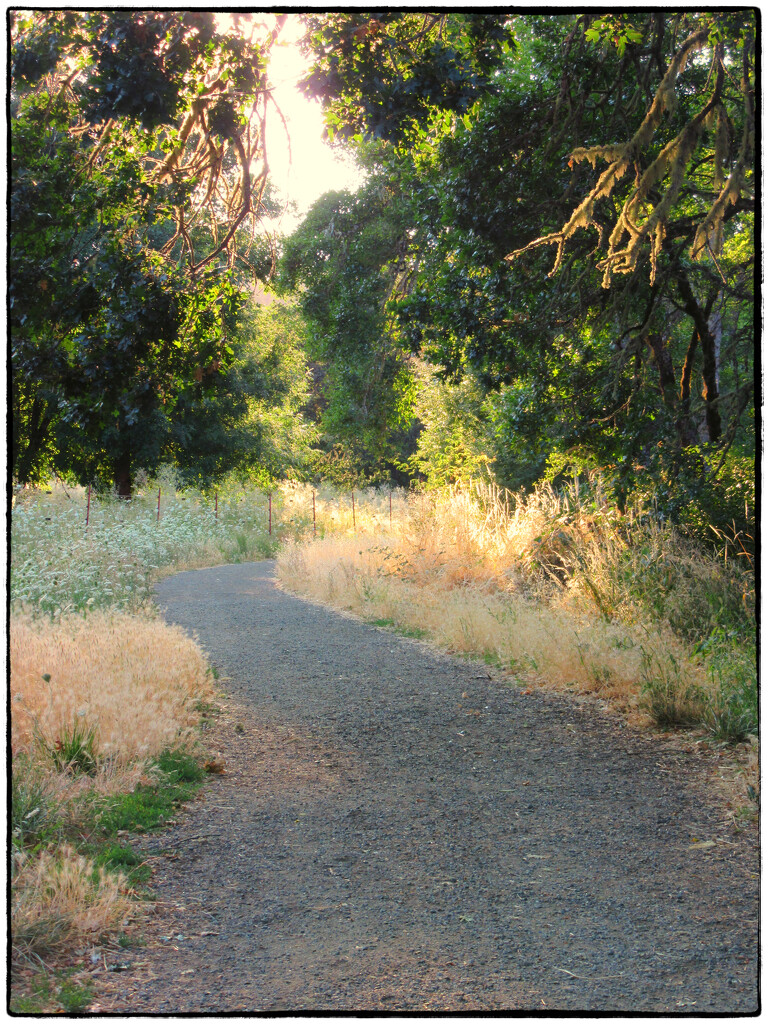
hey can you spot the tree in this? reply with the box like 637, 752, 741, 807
299, 12, 513, 144
169, 300, 316, 488
279, 173, 419, 481
298, 13, 755, 528
504, 13, 755, 453
11, 11, 293, 493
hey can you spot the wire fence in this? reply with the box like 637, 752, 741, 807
78, 483, 398, 537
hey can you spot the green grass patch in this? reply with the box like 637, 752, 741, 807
90, 748, 205, 836
92, 842, 152, 888
57, 973, 94, 1013
10, 969, 94, 1014
370, 617, 428, 640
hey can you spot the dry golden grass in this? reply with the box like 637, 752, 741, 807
12, 845, 133, 956
10, 608, 215, 975
277, 536, 712, 723
275, 477, 757, 739
277, 482, 757, 818
11, 609, 213, 766
277, 497, 759, 805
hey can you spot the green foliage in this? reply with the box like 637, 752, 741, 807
705, 664, 758, 743
154, 748, 206, 785
299, 13, 513, 144
169, 301, 316, 489
411, 364, 493, 486
295, 12, 754, 526
10, 970, 94, 1015
93, 748, 205, 835
279, 175, 420, 480
12, 761, 56, 851
93, 843, 151, 887
43, 717, 99, 776
56, 975, 94, 1014
11, 12, 296, 493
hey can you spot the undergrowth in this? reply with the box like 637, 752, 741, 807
277, 477, 757, 751
11, 470, 757, 1005
9, 595, 218, 1006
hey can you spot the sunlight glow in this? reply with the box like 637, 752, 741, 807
217, 12, 363, 228
266, 16, 364, 226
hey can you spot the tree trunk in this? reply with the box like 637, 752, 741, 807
676, 275, 722, 443
646, 332, 677, 410
677, 327, 700, 447
13, 395, 53, 483
114, 451, 132, 499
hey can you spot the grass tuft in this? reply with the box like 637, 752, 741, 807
11, 844, 133, 957
44, 716, 99, 776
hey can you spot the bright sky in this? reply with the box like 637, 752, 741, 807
261, 14, 364, 229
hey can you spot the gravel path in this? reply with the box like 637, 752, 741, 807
96, 560, 758, 1014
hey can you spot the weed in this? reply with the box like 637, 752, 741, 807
734, 805, 759, 825
370, 616, 426, 640
57, 975, 94, 1012
640, 648, 705, 729
45, 716, 99, 776
94, 787, 178, 835
12, 761, 55, 850
155, 747, 206, 785
705, 664, 758, 743
92, 749, 204, 835
396, 625, 428, 640
10, 973, 53, 1013
93, 843, 151, 887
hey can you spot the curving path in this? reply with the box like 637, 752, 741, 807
97, 561, 758, 1013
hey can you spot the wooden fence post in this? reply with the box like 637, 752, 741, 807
268, 492, 272, 535
157, 487, 161, 524
86, 484, 91, 531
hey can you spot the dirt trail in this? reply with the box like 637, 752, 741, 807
94, 561, 758, 1014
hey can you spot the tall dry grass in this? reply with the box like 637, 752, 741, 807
10, 609, 214, 968
11, 609, 213, 765
278, 535, 708, 721
277, 479, 756, 736
12, 845, 134, 957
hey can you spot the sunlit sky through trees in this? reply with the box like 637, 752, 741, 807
216, 12, 363, 228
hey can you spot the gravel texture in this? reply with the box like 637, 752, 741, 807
94, 560, 759, 1014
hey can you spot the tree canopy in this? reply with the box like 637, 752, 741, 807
10, 11, 301, 493
11, 10, 756, 539
292, 11, 755, 529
